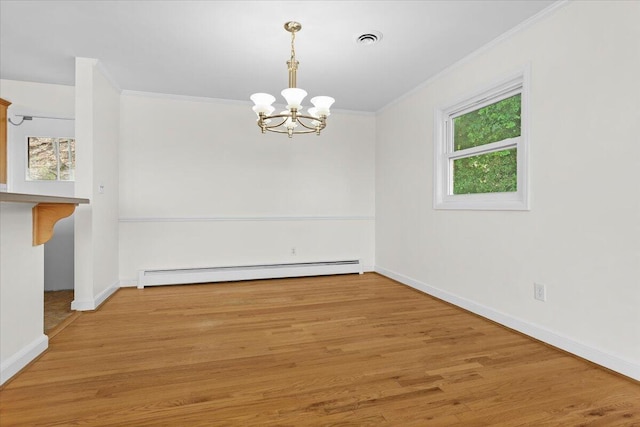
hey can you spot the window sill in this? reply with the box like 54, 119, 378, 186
434, 193, 530, 211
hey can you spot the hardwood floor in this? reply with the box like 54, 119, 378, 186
1, 273, 638, 426
44, 290, 74, 333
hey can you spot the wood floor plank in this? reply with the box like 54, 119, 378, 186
1, 273, 639, 426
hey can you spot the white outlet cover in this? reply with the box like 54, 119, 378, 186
534, 283, 546, 301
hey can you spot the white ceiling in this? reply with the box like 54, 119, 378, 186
0, 0, 556, 112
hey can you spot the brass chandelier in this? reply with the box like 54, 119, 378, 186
250, 21, 335, 138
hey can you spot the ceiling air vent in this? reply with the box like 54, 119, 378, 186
356, 31, 382, 46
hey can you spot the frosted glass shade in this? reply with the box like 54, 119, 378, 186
281, 88, 307, 110
280, 110, 297, 129
250, 93, 276, 114
307, 107, 321, 126
310, 96, 335, 116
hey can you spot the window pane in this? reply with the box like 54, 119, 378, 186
453, 148, 517, 194
58, 138, 76, 181
28, 137, 57, 180
453, 94, 521, 151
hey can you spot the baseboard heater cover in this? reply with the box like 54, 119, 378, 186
137, 260, 363, 288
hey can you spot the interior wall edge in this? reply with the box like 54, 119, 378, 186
70, 280, 119, 311
374, 266, 640, 382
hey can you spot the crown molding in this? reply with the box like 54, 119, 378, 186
377, 0, 571, 114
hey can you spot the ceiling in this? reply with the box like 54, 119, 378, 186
0, 1, 556, 112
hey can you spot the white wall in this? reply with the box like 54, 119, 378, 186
376, 1, 640, 379
0, 203, 48, 384
119, 93, 375, 283
0, 80, 75, 384
43, 219, 74, 291
74, 58, 120, 309
0, 79, 75, 119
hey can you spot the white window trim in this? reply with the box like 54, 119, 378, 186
434, 68, 530, 211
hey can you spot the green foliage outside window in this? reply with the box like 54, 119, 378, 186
454, 148, 517, 194
452, 94, 520, 194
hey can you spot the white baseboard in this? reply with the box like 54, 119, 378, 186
71, 280, 119, 311
0, 334, 48, 385
118, 279, 138, 288
375, 266, 640, 381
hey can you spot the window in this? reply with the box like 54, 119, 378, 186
27, 137, 76, 181
434, 71, 529, 210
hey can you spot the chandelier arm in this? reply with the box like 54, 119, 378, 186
264, 113, 291, 120
293, 114, 319, 121
294, 116, 323, 131
263, 117, 289, 129
265, 127, 318, 135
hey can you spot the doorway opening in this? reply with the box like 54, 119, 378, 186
44, 289, 74, 333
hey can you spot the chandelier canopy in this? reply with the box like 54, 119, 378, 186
250, 22, 335, 138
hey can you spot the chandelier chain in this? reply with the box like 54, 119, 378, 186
290, 31, 296, 63
287, 29, 299, 88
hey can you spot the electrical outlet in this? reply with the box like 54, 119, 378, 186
291, 247, 296, 256
534, 283, 546, 302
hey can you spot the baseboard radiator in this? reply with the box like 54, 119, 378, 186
137, 260, 363, 289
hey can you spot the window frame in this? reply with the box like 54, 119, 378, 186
434, 69, 530, 211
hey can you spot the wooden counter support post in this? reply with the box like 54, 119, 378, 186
32, 203, 77, 246
0, 98, 11, 186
